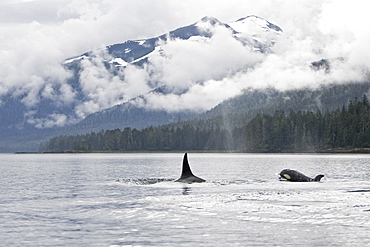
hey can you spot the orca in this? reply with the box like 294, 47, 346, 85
279, 169, 324, 182
175, 153, 205, 184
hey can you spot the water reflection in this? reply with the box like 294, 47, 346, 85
182, 186, 192, 195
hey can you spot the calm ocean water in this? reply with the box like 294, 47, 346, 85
1, 153, 370, 246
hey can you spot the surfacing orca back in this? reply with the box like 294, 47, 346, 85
175, 153, 205, 184
279, 169, 324, 182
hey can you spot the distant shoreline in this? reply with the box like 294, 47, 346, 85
15, 147, 370, 154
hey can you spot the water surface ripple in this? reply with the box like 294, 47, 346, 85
1, 153, 370, 246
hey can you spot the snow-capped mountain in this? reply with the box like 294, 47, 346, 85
61, 15, 283, 118
0, 15, 284, 152
65, 15, 282, 69
228, 15, 283, 52
59, 16, 284, 133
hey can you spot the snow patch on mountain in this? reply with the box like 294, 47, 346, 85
137, 40, 146, 46
228, 15, 283, 52
229, 15, 283, 34
63, 55, 88, 64
109, 58, 127, 67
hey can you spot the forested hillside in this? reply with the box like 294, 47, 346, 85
40, 95, 370, 152
245, 96, 370, 151
64, 83, 370, 134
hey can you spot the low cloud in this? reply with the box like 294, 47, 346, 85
0, 0, 369, 128
139, 78, 244, 113
152, 25, 263, 88
75, 49, 151, 119
26, 112, 70, 129
134, 24, 265, 111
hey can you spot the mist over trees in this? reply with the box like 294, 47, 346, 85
40, 125, 246, 152
245, 95, 370, 151
40, 95, 370, 152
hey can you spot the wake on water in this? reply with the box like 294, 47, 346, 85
115, 178, 174, 185
114, 177, 267, 186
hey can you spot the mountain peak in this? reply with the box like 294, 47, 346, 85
196, 16, 223, 26
230, 15, 283, 33
200, 16, 218, 21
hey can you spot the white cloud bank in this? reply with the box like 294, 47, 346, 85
0, 0, 369, 127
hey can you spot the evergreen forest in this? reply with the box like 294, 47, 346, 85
40, 95, 370, 153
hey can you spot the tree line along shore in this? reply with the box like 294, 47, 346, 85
39, 96, 370, 153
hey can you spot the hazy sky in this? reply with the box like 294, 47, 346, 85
1, 0, 369, 127
2, 0, 365, 58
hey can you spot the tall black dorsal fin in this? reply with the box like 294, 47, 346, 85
175, 153, 205, 183
181, 153, 194, 178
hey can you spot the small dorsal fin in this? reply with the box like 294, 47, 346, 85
314, 174, 324, 181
